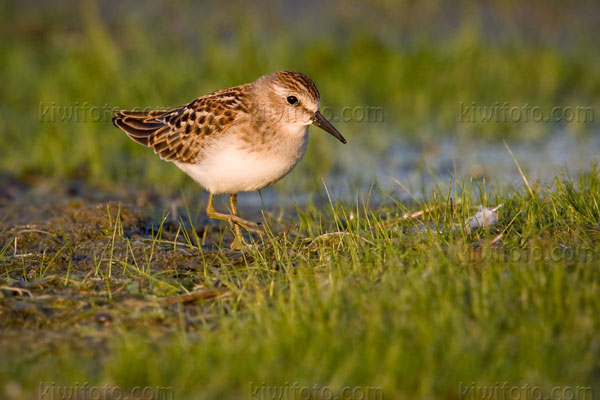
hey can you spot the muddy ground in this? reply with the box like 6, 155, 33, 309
0, 176, 288, 353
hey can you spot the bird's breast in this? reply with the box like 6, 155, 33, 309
174, 126, 309, 194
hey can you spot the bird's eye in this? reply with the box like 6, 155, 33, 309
286, 96, 298, 105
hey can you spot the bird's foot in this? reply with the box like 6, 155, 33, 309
227, 215, 263, 235
228, 216, 263, 249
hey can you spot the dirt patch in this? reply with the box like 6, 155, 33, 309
0, 178, 266, 352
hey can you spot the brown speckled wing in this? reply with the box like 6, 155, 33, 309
113, 85, 249, 163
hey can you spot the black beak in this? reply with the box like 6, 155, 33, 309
312, 111, 347, 144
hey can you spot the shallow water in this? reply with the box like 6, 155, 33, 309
1, 133, 598, 220
243, 131, 600, 209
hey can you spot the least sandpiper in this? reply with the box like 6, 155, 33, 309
113, 70, 346, 243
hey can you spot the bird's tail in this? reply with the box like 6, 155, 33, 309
112, 109, 173, 146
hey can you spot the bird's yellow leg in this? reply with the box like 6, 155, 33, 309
229, 194, 244, 242
205, 193, 263, 237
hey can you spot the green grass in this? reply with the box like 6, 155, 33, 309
1, 166, 599, 399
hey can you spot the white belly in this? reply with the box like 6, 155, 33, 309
174, 130, 309, 194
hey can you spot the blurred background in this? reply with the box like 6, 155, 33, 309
1, 0, 599, 204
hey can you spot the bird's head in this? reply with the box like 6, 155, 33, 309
252, 71, 346, 144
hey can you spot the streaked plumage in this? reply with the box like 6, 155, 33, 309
113, 71, 346, 244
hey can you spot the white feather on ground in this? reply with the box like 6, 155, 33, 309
465, 204, 503, 233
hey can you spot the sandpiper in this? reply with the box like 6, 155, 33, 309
113, 70, 346, 244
